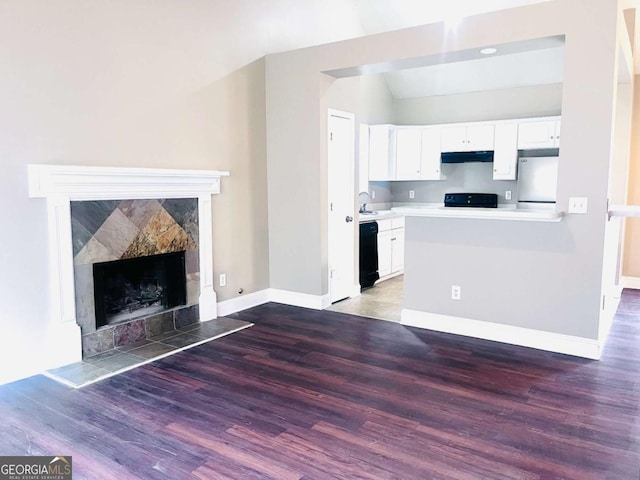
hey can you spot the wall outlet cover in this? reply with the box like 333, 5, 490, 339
451, 285, 461, 300
409, 190, 415, 199
505, 190, 512, 200
568, 197, 588, 214
219, 273, 227, 287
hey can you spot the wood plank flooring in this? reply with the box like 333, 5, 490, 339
2, 292, 640, 479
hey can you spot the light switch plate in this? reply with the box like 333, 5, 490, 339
568, 197, 588, 214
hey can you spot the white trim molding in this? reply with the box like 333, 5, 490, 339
27, 164, 229, 369
269, 289, 332, 310
218, 290, 271, 317
28, 164, 228, 200
401, 309, 602, 360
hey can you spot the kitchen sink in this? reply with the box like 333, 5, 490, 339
360, 211, 378, 215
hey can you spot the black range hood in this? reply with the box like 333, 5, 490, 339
441, 151, 494, 163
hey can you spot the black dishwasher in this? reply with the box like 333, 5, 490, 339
359, 221, 379, 288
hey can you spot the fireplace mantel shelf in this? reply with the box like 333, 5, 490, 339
27, 164, 229, 370
28, 164, 229, 200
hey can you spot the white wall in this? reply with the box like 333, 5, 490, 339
0, 0, 366, 384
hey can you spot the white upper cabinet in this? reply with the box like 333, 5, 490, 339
441, 124, 494, 152
420, 127, 442, 180
517, 118, 561, 149
369, 125, 393, 181
394, 128, 422, 180
366, 117, 560, 182
394, 126, 443, 181
493, 122, 519, 180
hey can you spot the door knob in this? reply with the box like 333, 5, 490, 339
345, 216, 354, 223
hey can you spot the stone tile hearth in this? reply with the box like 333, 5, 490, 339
82, 304, 200, 357
46, 317, 252, 388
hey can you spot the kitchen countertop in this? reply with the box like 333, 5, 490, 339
358, 209, 404, 223
391, 204, 564, 222
608, 204, 640, 219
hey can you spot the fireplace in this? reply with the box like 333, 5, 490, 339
93, 251, 187, 328
27, 164, 228, 368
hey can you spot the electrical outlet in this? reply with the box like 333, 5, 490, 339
409, 190, 415, 199
451, 285, 461, 300
505, 190, 512, 200
568, 197, 588, 214
371, 190, 376, 200
219, 273, 227, 287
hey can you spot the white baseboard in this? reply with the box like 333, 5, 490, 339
378, 270, 403, 283
269, 289, 331, 310
401, 309, 602, 360
621, 276, 640, 290
217, 289, 271, 317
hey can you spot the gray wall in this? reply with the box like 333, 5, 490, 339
265, 0, 620, 340
403, 216, 594, 336
393, 84, 563, 125
0, 0, 365, 383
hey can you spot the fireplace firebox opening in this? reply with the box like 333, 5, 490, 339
93, 251, 187, 329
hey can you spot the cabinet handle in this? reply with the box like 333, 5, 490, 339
391, 237, 396, 241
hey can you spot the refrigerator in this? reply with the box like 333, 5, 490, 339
517, 156, 559, 205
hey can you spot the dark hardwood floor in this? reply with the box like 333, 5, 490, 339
2, 292, 640, 479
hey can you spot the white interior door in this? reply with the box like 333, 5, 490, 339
328, 109, 356, 303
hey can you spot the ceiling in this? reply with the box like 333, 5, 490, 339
351, 0, 562, 98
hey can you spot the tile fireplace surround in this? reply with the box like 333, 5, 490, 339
28, 165, 229, 369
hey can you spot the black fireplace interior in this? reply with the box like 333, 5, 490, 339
93, 251, 187, 328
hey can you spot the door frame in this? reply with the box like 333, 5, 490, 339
327, 108, 359, 304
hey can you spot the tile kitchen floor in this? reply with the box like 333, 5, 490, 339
328, 275, 403, 322
45, 317, 253, 388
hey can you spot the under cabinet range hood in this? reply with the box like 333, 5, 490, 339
441, 151, 494, 163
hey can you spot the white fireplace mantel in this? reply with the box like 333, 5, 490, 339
28, 164, 229, 369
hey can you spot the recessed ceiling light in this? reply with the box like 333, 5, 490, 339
480, 47, 498, 55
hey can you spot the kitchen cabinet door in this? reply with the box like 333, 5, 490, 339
493, 123, 518, 180
466, 124, 495, 151
517, 120, 560, 149
369, 125, 392, 180
394, 128, 422, 180
377, 229, 393, 278
391, 228, 405, 273
440, 125, 467, 152
441, 124, 494, 152
420, 127, 442, 180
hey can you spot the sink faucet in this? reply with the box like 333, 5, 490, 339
358, 191, 371, 213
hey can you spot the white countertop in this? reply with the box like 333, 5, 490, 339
608, 204, 640, 218
358, 209, 403, 223
391, 204, 564, 222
